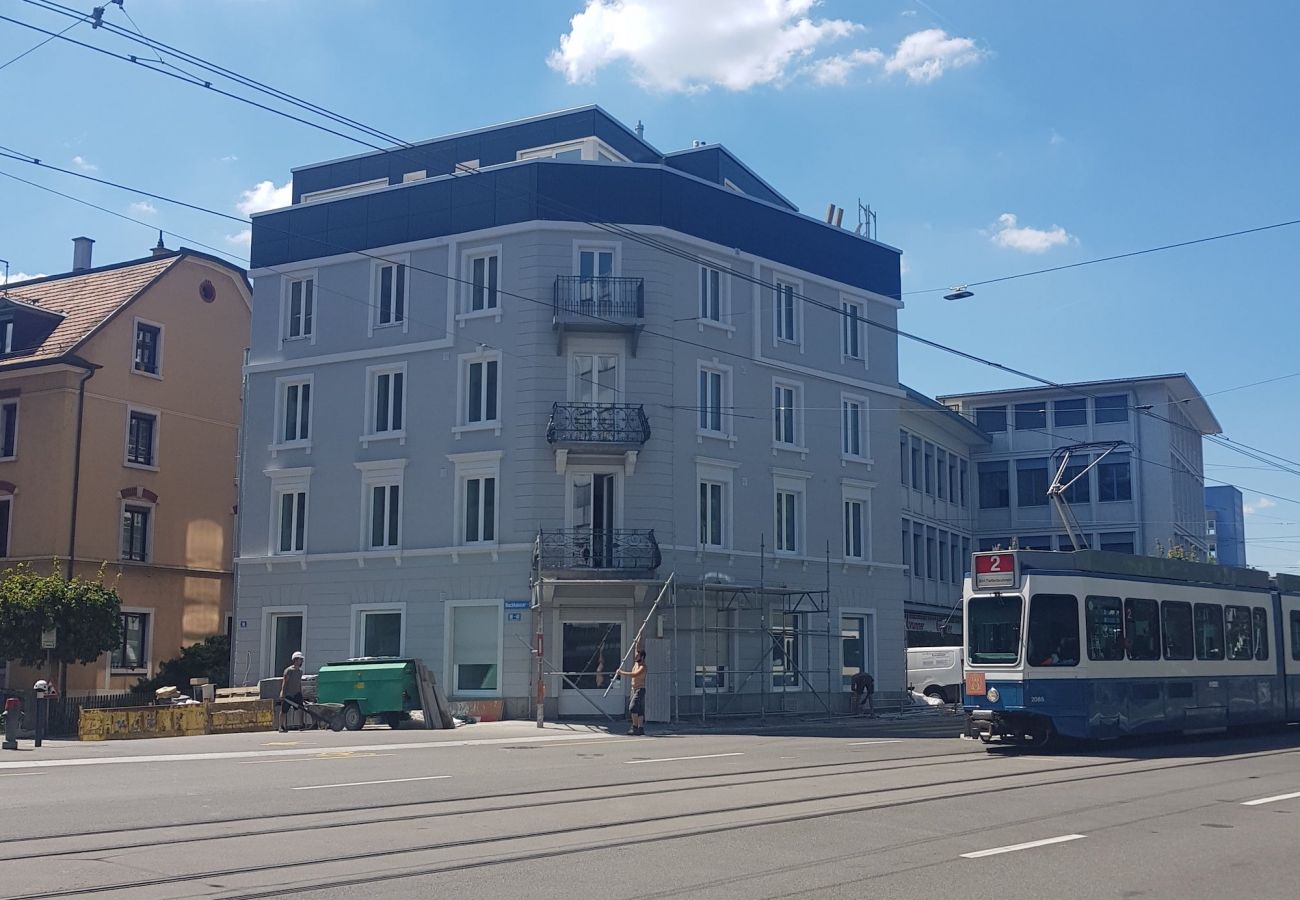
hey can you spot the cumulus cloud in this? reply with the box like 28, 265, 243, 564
236, 179, 291, 216
988, 212, 1073, 254
1243, 496, 1277, 516
883, 28, 982, 83
129, 201, 157, 216
806, 48, 884, 85
71, 155, 97, 172
220, 155, 239, 162
1, 271, 46, 285
225, 228, 252, 248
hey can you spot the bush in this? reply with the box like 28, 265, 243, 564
133, 634, 230, 696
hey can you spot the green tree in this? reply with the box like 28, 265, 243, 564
0, 563, 123, 688
133, 634, 230, 695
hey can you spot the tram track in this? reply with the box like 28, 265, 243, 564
4, 742, 1297, 900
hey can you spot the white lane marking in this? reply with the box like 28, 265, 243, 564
240, 752, 394, 765
293, 775, 452, 791
507, 737, 656, 749
1242, 791, 1300, 806
0, 772, 43, 778
847, 740, 903, 747
961, 834, 1086, 859
0, 732, 618, 772
625, 752, 744, 765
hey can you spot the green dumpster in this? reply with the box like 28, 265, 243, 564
316, 658, 421, 731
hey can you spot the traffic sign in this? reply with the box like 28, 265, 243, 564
40, 628, 57, 650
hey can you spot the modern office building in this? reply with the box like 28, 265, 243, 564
234, 106, 907, 720
1205, 484, 1246, 566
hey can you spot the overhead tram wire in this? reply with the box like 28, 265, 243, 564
15, 4, 1300, 483
0, 6, 87, 71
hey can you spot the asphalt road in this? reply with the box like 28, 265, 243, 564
1, 714, 1298, 899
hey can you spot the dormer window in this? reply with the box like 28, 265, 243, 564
517, 138, 627, 163
0, 320, 12, 354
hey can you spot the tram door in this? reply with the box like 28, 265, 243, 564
1282, 595, 1300, 720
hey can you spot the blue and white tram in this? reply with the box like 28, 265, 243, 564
962, 550, 1300, 747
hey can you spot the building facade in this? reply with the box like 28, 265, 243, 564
1205, 484, 1246, 566
0, 240, 250, 694
234, 107, 908, 720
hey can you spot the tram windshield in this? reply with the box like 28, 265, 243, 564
968, 595, 1023, 665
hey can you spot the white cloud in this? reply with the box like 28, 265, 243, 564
71, 155, 97, 172
1, 271, 46, 285
1243, 496, 1277, 516
988, 212, 1073, 254
1050, 129, 1065, 146
225, 229, 252, 248
548, 0, 864, 92
129, 201, 157, 216
806, 47, 884, 85
236, 179, 291, 216
901, 9, 917, 16
221, 155, 239, 162
883, 28, 982, 83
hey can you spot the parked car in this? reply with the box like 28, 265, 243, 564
906, 646, 963, 703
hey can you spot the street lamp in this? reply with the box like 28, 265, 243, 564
944, 286, 974, 301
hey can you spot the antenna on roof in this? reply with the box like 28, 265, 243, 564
855, 199, 877, 240
0, 258, 9, 295
635, 120, 645, 139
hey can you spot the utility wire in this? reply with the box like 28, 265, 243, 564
0, 6, 85, 71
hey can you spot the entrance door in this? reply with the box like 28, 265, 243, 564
559, 621, 625, 716
269, 613, 303, 677
572, 472, 616, 568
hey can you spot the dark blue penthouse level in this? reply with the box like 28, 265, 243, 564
252, 106, 900, 298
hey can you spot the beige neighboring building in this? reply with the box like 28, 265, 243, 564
0, 238, 249, 694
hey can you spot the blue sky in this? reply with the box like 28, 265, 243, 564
3, 1, 1298, 571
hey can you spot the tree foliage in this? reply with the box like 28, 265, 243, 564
134, 634, 230, 694
0, 563, 123, 667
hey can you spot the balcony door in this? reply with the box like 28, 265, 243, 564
571, 471, 617, 568
577, 248, 615, 312
571, 353, 619, 405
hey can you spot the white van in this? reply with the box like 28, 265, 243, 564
906, 646, 963, 703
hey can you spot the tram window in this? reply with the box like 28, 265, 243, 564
1252, 607, 1269, 661
1194, 603, 1225, 661
1125, 597, 1160, 660
1086, 595, 1124, 661
1027, 594, 1079, 667
1224, 606, 1253, 661
1291, 611, 1300, 661
967, 595, 1023, 665
1161, 601, 1194, 661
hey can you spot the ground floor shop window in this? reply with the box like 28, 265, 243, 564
357, 609, 402, 658
450, 603, 501, 693
841, 614, 872, 689
695, 606, 731, 690
771, 611, 802, 689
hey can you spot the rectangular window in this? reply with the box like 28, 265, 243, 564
1162, 601, 1194, 660
975, 405, 1007, 433
121, 505, 149, 561
948, 455, 958, 503
1086, 595, 1124, 661
1094, 394, 1128, 424
370, 368, 405, 434
1206, 518, 1216, 535
978, 461, 1010, 509
912, 524, 924, 579
111, 612, 148, 670
1225, 605, 1253, 661
936, 449, 948, 500
774, 280, 798, 342
1027, 593, 1079, 667
360, 610, 402, 657
951, 540, 963, 585
773, 384, 797, 445
127, 411, 157, 467
134, 322, 161, 375
0, 319, 12, 354
968, 595, 1023, 665
451, 604, 501, 693
1016, 458, 1050, 507
1125, 598, 1160, 660
841, 299, 863, 360
698, 367, 725, 434
844, 499, 865, 560
1253, 607, 1269, 661
901, 521, 911, 570
771, 611, 801, 689
699, 481, 725, 548
1193, 603, 1225, 661
0, 400, 16, 458
0, 496, 10, 557
277, 490, 307, 554
1054, 398, 1086, 427
1291, 611, 1300, 662
1098, 454, 1132, 501
369, 484, 400, 549
286, 277, 315, 339
280, 380, 311, 444
1099, 532, 1136, 554
926, 527, 937, 580
841, 399, 864, 458
959, 459, 969, 507
1014, 402, 1046, 431
463, 476, 497, 543
374, 262, 407, 326
696, 606, 731, 690
775, 489, 799, 553
465, 359, 500, 425
699, 265, 722, 321
910, 438, 922, 491
938, 532, 949, 581
899, 431, 909, 485
469, 253, 499, 312
841, 614, 870, 689
923, 443, 934, 495
1062, 460, 1091, 504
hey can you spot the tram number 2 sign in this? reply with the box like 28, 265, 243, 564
973, 551, 1018, 591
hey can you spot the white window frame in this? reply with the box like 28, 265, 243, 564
280, 271, 318, 344
0, 319, 13, 354
272, 375, 313, 453
124, 404, 161, 471
119, 498, 154, 563
0, 398, 17, 461
772, 470, 810, 557
567, 342, 625, 403
356, 459, 406, 552
696, 360, 734, 443
770, 608, 805, 692
454, 350, 502, 436
363, 362, 407, 446
697, 262, 734, 334
840, 392, 870, 463
300, 178, 388, 204
266, 467, 311, 557
838, 607, 879, 692
840, 296, 866, 366
459, 245, 503, 322
841, 479, 874, 563
563, 465, 625, 530
450, 451, 502, 547
350, 602, 407, 658
692, 605, 737, 694
771, 378, 806, 454
695, 457, 739, 552
261, 606, 308, 680
0, 491, 12, 558
772, 275, 803, 349
131, 316, 165, 379
109, 606, 155, 676
517, 137, 627, 162
369, 255, 410, 335
572, 240, 622, 278
444, 598, 505, 698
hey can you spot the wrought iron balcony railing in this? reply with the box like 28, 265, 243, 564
553, 276, 644, 324
546, 402, 650, 446
536, 529, 661, 573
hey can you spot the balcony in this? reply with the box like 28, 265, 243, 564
536, 529, 661, 575
553, 276, 645, 354
547, 403, 651, 448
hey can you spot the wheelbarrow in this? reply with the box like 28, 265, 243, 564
282, 697, 346, 732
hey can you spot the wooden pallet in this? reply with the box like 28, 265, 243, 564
414, 660, 455, 729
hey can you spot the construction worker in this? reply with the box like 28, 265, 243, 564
617, 647, 648, 736
279, 651, 305, 732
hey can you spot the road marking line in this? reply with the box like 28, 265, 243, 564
293, 775, 452, 791
625, 752, 744, 765
1242, 791, 1300, 806
239, 752, 394, 765
505, 737, 655, 749
0, 772, 42, 778
961, 834, 1086, 859
847, 740, 904, 747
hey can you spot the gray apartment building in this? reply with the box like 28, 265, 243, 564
234, 107, 908, 720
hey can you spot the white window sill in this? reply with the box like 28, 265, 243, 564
452, 422, 502, 438
841, 455, 873, 466
282, 334, 314, 344
840, 354, 866, 366
360, 431, 407, 447
117, 558, 150, 566
771, 442, 808, 459
373, 320, 407, 330
124, 461, 160, 472
696, 430, 737, 447
110, 668, 148, 676
697, 319, 735, 335
132, 368, 163, 381
0, 455, 15, 463
450, 691, 503, 700
270, 441, 313, 457
456, 308, 502, 324
775, 337, 799, 347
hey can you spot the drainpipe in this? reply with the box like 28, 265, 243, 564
65, 358, 100, 580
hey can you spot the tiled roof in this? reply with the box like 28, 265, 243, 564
0, 254, 181, 365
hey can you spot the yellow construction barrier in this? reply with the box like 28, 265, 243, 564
78, 700, 274, 741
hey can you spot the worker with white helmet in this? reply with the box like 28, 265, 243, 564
278, 651, 305, 732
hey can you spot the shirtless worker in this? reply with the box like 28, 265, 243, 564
617, 647, 648, 736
